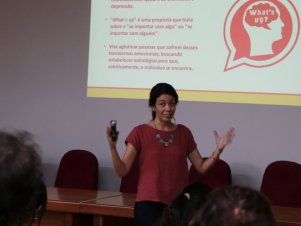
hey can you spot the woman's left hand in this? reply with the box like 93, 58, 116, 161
214, 127, 235, 153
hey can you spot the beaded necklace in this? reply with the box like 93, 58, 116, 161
153, 122, 175, 147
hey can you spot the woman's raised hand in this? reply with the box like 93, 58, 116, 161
213, 127, 235, 153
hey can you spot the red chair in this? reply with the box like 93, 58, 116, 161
119, 157, 139, 193
260, 160, 301, 208
189, 158, 232, 189
55, 149, 99, 190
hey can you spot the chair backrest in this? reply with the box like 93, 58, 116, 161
55, 149, 99, 190
119, 157, 139, 193
189, 158, 232, 189
260, 160, 301, 208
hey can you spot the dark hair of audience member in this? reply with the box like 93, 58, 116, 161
155, 182, 212, 226
189, 185, 277, 226
0, 130, 47, 226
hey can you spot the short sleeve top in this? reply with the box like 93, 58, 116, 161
125, 124, 197, 204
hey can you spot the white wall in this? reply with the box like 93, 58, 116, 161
0, 0, 300, 191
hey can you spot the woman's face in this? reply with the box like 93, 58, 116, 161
154, 94, 177, 122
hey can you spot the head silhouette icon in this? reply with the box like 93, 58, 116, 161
243, 1, 284, 56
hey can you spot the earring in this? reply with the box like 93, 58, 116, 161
34, 205, 42, 223
184, 192, 191, 200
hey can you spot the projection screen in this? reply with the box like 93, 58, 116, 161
87, 0, 301, 106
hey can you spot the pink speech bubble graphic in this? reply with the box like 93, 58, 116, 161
224, 0, 300, 71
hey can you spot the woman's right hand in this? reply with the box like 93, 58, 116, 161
106, 125, 119, 148
106, 125, 136, 178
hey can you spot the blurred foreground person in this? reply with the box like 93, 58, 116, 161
155, 182, 212, 226
189, 185, 276, 226
0, 130, 47, 226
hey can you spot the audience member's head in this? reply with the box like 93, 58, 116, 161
156, 182, 212, 226
0, 130, 47, 226
189, 185, 276, 226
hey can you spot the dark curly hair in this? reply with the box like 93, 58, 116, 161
155, 183, 211, 226
0, 130, 47, 226
189, 185, 276, 226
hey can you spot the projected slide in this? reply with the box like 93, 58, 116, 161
87, 0, 301, 106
